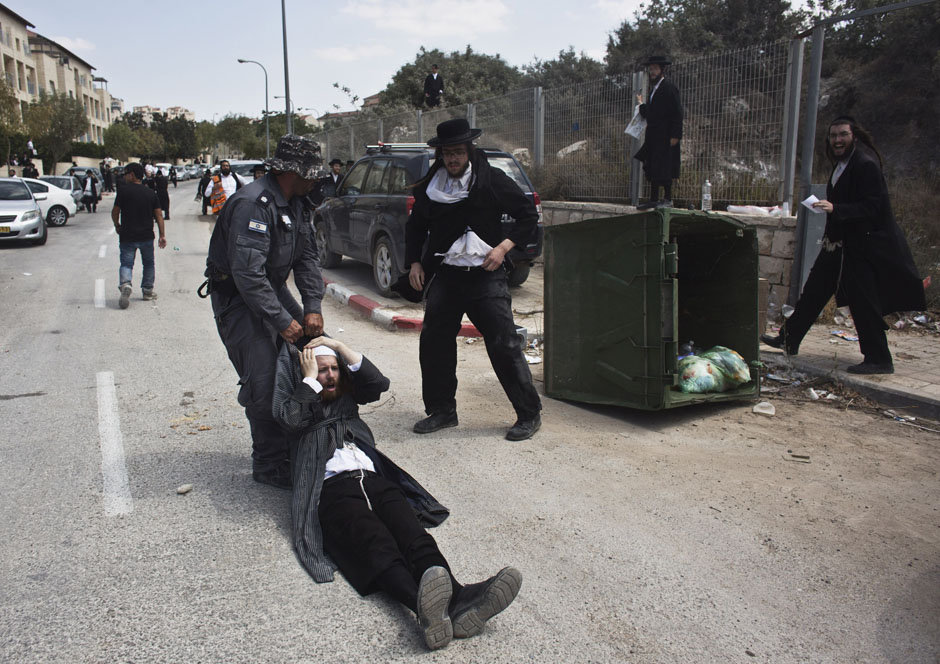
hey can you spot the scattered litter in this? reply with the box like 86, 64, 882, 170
197, 425, 212, 431
784, 453, 811, 463
825, 393, 840, 401
894, 319, 907, 330
829, 339, 841, 344
883, 409, 916, 423
760, 385, 780, 394
173, 246, 180, 251
781, 304, 794, 319
465, 338, 478, 344
176, 484, 193, 495
678, 346, 751, 393
830, 329, 859, 342
806, 388, 820, 400
337, 328, 345, 333
765, 373, 791, 383
753, 401, 776, 416
22, 272, 31, 276
914, 314, 929, 325
833, 315, 845, 326
524, 354, 542, 365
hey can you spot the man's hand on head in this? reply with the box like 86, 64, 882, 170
299, 348, 318, 378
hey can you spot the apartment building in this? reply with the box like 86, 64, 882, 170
29, 32, 111, 145
133, 105, 195, 124
0, 3, 38, 119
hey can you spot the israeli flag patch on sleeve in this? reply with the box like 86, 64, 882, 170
248, 219, 268, 234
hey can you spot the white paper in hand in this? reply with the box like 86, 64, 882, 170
801, 194, 822, 213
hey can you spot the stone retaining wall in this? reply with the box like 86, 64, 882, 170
541, 201, 796, 307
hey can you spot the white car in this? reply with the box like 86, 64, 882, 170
22, 177, 78, 227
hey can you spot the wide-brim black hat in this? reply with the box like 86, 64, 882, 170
427, 118, 483, 147
642, 55, 672, 67
265, 134, 323, 179
328, 158, 343, 166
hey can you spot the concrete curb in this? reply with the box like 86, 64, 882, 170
323, 279, 482, 336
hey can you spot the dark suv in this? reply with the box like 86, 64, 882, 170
314, 144, 543, 295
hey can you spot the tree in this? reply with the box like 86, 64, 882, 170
0, 81, 22, 166
104, 122, 137, 161
134, 128, 165, 160
115, 111, 147, 131
376, 46, 525, 110
194, 120, 217, 155
522, 48, 606, 89
604, 0, 806, 75
24, 92, 88, 174
155, 116, 197, 160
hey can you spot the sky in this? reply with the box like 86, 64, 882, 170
9, 0, 646, 122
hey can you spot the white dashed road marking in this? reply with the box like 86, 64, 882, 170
94, 279, 105, 308
96, 371, 133, 516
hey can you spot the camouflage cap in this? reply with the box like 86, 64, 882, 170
265, 134, 323, 180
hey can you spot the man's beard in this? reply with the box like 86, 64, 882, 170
319, 379, 347, 403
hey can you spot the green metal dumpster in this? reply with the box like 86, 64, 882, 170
544, 209, 759, 409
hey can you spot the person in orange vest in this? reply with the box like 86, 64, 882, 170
204, 160, 242, 214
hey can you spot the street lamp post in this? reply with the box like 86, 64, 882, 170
281, 0, 293, 134
237, 58, 270, 159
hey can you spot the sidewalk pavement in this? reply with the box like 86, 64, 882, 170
321, 261, 940, 421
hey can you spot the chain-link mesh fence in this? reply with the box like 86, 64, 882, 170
309, 40, 791, 205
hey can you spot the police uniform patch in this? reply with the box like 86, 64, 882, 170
248, 220, 268, 233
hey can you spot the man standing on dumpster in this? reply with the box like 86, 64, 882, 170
634, 55, 683, 210
404, 119, 542, 441
760, 116, 925, 374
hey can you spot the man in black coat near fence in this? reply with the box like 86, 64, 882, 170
424, 64, 444, 108
761, 116, 925, 374
634, 55, 683, 209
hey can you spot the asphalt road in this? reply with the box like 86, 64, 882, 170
1, 180, 938, 663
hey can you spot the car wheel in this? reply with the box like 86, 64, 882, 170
372, 236, 398, 297
506, 260, 531, 287
32, 218, 48, 246
315, 221, 342, 268
47, 205, 69, 226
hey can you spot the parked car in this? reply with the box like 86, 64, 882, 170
39, 174, 83, 209
314, 144, 543, 295
0, 178, 47, 245
68, 166, 104, 185
22, 177, 78, 226
227, 159, 264, 185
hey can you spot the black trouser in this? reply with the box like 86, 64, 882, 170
319, 472, 452, 612
420, 266, 541, 420
651, 180, 672, 201
158, 192, 170, 219
782, 246, 891, 364
212, 290, 304, 473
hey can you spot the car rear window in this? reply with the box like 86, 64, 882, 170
42, 177, 70, 189
486, 156, 532, 193
0, 180, 32, 200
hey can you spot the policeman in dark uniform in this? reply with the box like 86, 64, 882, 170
203, 135, 326, 489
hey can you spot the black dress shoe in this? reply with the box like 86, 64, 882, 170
760, 333, 798, 355
252, 464, 292, 490
450, 567, 523, 638
846, 361, 894, 375
506, 415, 541, 441
413, 410, 458, 434
417, 566, 453, 650
636, 200, 660, 210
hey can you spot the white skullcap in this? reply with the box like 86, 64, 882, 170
312, 346, 337, 358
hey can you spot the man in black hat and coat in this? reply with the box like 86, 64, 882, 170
424, 64, 444, 108
204, 134, 326, 488
634, 55, 683, 209
402, 119, 542, 441
761, 116, 925, 374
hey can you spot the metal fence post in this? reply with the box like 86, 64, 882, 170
790, 25, 826, 305
416, 110, 423, 143
377, 118, 383, 143
534, 87, 544, 166
348, 124, 354, 158
629, 71, 646, 205
780, 37, 804, 213
325, 131, 331, 161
